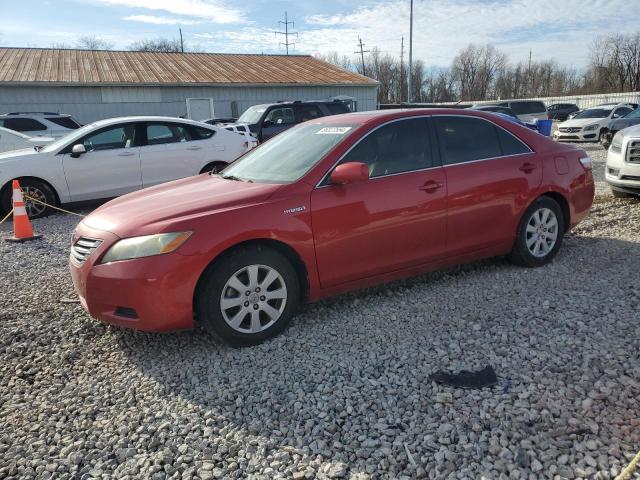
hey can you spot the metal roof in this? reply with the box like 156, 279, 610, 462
0, 48, 376, 87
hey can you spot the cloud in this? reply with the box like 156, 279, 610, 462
94, 0, 247, 24
123, 15, 202, 25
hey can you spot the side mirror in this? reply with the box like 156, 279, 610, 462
70, 144, 86, 158
262, 119, 273, 128
330, 162, 369, 185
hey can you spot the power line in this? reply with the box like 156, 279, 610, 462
275, 11, 298, 55
354, 36, 370, 76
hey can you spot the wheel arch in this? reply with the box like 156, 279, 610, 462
0, 176, 61, 211
193, 238, 311, 317
200, 161, 228, 174
537, 191, 570, 233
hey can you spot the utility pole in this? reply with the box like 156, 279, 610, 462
354, 37, 370, 76
408, 0, 414, 103
179, 27, 184, 53
275, 11, 298, 55
528, 49, 532, 95
400, 36, 405, 102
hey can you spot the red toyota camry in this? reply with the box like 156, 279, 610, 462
69, 109, 594, 345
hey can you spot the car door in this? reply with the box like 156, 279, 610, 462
61, 122, 142, 201
259, 106, 296, 141
433, 115, 541, 255
295, 104, 323, 124
310, 117, 447, 288
140, 122, 208, 187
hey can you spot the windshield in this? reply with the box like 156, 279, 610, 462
222, 123, 356, 183
40, 122, 99, 153
573, 108, 611, 119
237, 106, 267, 124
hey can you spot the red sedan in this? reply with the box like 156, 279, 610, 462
69, 109, 594, 345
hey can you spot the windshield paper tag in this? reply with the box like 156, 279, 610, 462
316, 127, 352, 135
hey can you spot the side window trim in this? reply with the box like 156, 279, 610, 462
432, 115, 533, 167
316, 115, 439, 188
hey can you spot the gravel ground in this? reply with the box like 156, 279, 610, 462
1, 143, 639, 479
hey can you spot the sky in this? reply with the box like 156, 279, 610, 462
1, 0, 639, 69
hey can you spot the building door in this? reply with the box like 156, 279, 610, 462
186, 98, 214, 121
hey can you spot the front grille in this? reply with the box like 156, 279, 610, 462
71, 237, 102, 265
559, 127, 581, 133
627, 140, 640, 164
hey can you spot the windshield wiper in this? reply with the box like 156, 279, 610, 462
221, 174, 253, 183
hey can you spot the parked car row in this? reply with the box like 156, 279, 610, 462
554, 103, 637, 144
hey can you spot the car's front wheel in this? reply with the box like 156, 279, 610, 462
599, 128, 610, 147
509, 197, 565, 267
1, 178, 56, 219
196, 245, 300, 346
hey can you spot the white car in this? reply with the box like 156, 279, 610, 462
554, 103, 635, 143
605, 125, 640, 198
0, 116, 252, 218
220, 123, 259, 149
0, 127, 54, 153
0, 112, 82, 138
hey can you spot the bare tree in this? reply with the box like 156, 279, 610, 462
129, 38, 184, 53
76, 36, 113, 50
315, 51, 355, 71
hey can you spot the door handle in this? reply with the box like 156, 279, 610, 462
118, 151, 136, 157
419, 180, 444, 193
186, 146, 202, 151
519, 162, 537, 173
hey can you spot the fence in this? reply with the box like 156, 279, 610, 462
436, 91, 640, 109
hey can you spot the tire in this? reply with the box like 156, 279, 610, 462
195, 245, 300, 346
200, 162, 228, 175
612, 189, 633, 199
1, 178, 56, 219
598, 129, 609, 147
508, 196, 565, 268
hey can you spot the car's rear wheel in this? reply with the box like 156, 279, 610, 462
1, 178, 56, 219
200, 162, 228, 175
196, 245, 300, 346
509, 197, 564, 267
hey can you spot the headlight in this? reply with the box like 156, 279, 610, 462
610, 132, 623, 154
583, 124, 599, 131
100, 232, 192, 264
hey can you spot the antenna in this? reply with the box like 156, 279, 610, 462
354, 37, 370, 76
275, 11, 298, 55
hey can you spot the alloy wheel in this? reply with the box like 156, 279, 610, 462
22, 186, 47, 217
525, 208, 558, 258
220, 264, 288, 333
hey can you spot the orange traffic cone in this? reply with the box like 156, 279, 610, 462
5, 180, 42, 242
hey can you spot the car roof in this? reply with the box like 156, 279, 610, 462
0, 112, 72, 117
84, 116, 215, 129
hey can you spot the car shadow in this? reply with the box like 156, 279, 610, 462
109, 233, 640, 476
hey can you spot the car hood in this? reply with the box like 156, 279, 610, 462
610, 118, 640, 131
28, 136, 55, 144
618, 123, 640, 138
0, 148, 40, 162
559, 117, 608, 128
82, 174, 282, 237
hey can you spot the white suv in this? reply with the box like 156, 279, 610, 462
0, 112, 82, 138
606, 124, 640, 197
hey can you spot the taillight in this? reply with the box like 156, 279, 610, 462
579, 156, 592, 170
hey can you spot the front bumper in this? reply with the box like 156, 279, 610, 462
553, 129, 599, 142
605, 146, 640, 194
69, 223, 204, 332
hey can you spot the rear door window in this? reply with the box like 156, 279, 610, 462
496, 127, 531, 156
434, 116, 502, 165
326, 103, 350, 115
3, 118, 47, 132
146, 123, 193, 145
296, 105, 323, 122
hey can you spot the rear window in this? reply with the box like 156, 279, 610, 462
46, 117, 81, 129
2, 118, 47, 132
